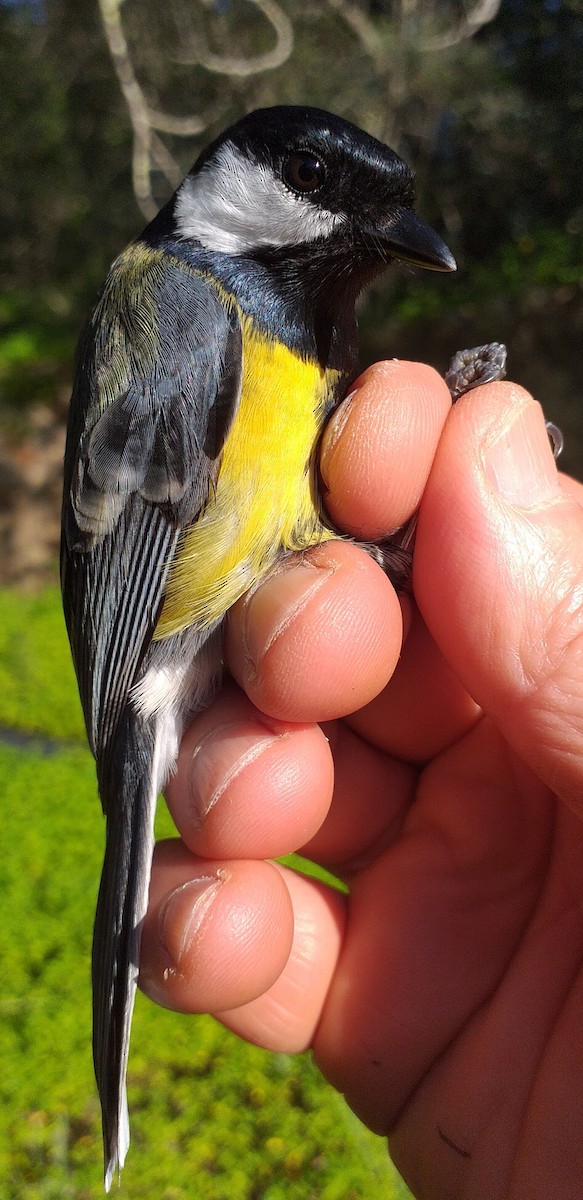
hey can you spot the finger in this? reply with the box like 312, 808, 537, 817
139, 840, 294, 1013
320, 359, 452, 539
167, 684, 418, 874
300, 720, 416, 871
226, 539, 402, 723
560, 473, 583, 505
415, 381, 583, 812
165, 684, 334, 860
347, 604, 482, 763
140, 847, 344, 1054
217, 865, 345, 1053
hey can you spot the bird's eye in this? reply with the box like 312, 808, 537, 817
283, 152, 325, 194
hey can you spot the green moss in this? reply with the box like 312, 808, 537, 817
0, 589, 85, 742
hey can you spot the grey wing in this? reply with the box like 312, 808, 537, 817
61, 263, 242, 772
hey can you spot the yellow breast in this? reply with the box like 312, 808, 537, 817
155, 312, 338, 640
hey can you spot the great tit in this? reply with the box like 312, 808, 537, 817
61, 105, 460, 1188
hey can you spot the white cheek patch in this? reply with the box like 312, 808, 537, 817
175, 141, 343, 254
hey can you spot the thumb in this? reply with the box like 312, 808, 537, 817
414, 381, 583, 812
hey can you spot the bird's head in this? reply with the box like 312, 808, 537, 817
172, 106, 455, 292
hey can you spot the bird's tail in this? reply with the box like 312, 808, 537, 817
92, 712, 158, 1192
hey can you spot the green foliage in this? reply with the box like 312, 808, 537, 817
0, 589, 85, 742
0, 586, 411, 1199
0, 292, 76, 410
396, 224, 583, 323
0, 0, 135, 411
465, 226, 583, 306
357, 219, 583, 389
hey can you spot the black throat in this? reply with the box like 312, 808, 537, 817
141, 205, 380, 377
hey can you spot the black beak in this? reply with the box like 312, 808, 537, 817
374, 206, 456, 272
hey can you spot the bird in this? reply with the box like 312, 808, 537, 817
61, 104, 458, 1188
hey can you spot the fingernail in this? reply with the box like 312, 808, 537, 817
160, 873, 225, 969
189, 721, 284, 826
241, 556, 336, 679
486, 401, 560, 507
319, 390, 358, 488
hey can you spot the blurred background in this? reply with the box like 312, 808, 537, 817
0, 1, 581, 1197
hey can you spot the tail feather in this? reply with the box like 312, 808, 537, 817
93, 714, 158, 1191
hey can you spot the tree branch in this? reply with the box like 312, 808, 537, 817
177, 0, 293, 78
325, 0, 384, 65
98, 0, 211, 219
424, 0, 503, 52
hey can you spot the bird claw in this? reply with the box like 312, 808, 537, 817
380, 341, 563, 591
445, 341, 507, 401
545, 420, 563, 460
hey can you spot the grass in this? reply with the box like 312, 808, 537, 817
0, 586, 412, 1200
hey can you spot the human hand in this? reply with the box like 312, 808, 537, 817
139, 359, 583, 1200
